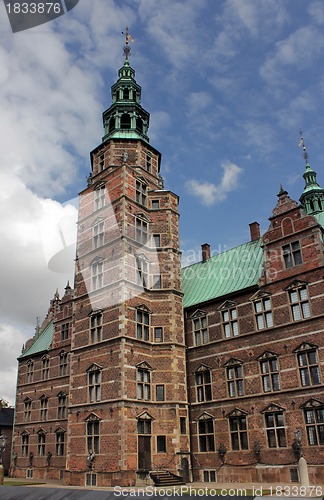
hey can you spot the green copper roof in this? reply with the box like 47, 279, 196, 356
19, 321, 54, 359
314, 211, 324, 231
182, 239, 263, 308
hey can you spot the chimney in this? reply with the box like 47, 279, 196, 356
249, 222, 260, 241
201, 243, 211, 262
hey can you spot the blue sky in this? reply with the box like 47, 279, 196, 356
1, 0, 324, 403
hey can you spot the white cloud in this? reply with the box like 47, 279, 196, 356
0, 324, 26, 405
260, 26, 324, 85
186, 161, 243, 206
308, 1, 324, 25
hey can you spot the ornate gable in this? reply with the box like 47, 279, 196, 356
87, 363, 103, 372
250, 290, 272, 301
136, 411, 154, 421
224, 357, 243, 367
195, 412, 215, 421
300, 398, 324, 409
136, 361, 154, 371
294, 341, 318, 353
85, 412, 101, 422
257, 350, 278, 360
218, 300, 236, 310
285, 279, 308, 291
189, 309, 207, 320
226, 408, 248, 418
261, 403, 285, 413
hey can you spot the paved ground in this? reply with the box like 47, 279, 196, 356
1, 477, 323, 499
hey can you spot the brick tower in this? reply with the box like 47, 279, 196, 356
65, 38, 190, 487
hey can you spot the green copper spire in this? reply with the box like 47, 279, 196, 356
299, 132, 324, 221
102, 29, 150, 143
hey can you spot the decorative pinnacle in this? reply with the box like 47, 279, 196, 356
298, 130, 309, 165
122, 26, 134, 60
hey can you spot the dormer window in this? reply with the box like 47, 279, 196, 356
283, 241, 302, 268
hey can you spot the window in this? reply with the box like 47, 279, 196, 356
87, 420, 100, 454
137, 368, 151, 400
283, 241, 302, 268
304, 406, 324, 445
195, 369, 212, 402
98, 153, 104, 172
38, 432, 46, 456
135, 218, 148, 244
94, 186, 105, 210
180, 417, 186, 435
146, 154, 152, 172
229, 415, 248, 450
56, 431, 65, 456
152, 200, 159, 210
93, 220, 104, 249
289, 286, 311, 321
226, 363, 244, 397
58, 393, 67, 419
154, 327, 163, 343
123, 88, 129, 99
136, 180, 147, 206
254, 298, 273, 330
265, 412, 287, 448
260, 356, 280, 392
136, 310, 150, 341
297, 349, 320, 386
90, 313, 103, 343
153, 234, 161, 247
157, 436, 166, 453
60, 323, 69, 341
24, 399, 32, 422
88, 369, 101, 402
152, 274, 162, 289
26, 359, 34, 383
193, 315, 208, 346
156, 385, 165, 401
136, 256, 148, 288
198, 418, 215, 452
40, 397, 48, 421
22, 433, 29, 457
41, 356, 50, 380
86, 473, 97, 487
59, 351, 68, 376
222, 308, 239, 338
137, 419, 151, 434
203, 470, 216, 482
92, 260, 103, 290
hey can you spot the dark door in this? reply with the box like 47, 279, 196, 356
181, 457, 190, 483
138, 436, 151, 470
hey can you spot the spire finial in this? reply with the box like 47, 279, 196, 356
122, 26, 134, 61
298, 130, 309, 165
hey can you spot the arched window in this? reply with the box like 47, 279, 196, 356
136, 118, 143, 133
109, 117, 115, 133
121, 113, 131, 129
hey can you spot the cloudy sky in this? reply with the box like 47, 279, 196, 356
1, 0, 324, 404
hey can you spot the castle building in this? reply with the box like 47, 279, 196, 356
11, 45, 324, 487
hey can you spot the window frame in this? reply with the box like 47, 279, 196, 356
94, 186, 105, 210
192, 315, 209, 346
135, 217, 148, 244
136, 180, 147, 207
226, 363, 244, 397
221, 307, 239, 338
56, 431, 65, 456
229, 415, 248, 450
265, 411, 287, 448
289, 285, 311, 321
253, 297, 273, 330
259, 355, 281, 393
156, 384, 165, 401
58, 393, 67, 419
40, 397, 48, 421
92, 260, 104, 291
136, 309, 150, 341
195, 368, 212, 402
137, 368, 151, 401
90, 312, 103, 344
88, 368, 102, 403
157, 435, 166, 453
37, 432, 46, 456
59, 351, 68, 376
198, 418, 215, 452
283, 240, 302, 268
87, 420, 100, 454
297, 349, 320, 387
303, 405, 324, 446
93, 219, 104, 249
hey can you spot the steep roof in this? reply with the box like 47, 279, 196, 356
182, 239, 263, 308
19, 320, 54, 359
